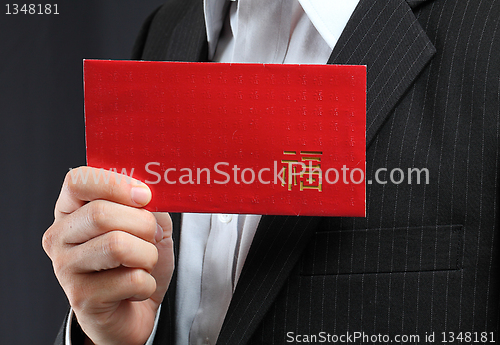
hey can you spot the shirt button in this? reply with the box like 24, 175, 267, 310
218, 214, 232, 223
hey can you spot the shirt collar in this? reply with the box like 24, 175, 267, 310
298, 0, 359, 49
203, 0, 359, 55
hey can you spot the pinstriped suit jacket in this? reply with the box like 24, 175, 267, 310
55, 0, 500, 344
136, 0, 500, 344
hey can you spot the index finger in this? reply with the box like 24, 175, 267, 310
55, 166, 151, 219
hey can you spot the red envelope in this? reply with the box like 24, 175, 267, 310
84, 60, 366, 216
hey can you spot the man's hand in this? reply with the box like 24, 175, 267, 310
42, 167, 174, 345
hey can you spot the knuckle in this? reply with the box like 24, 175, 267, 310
87, 200, 109, 229
128, 269, 148, 287
131, 270, 156, 297
144, 210, 157, 225
42, 222, 64, 257
143, 210, 158, 235
137, 210, 158, 241
144, 244, 159, 272
104, 232, 129, 263
42, 225, 71, 278
41, 227, 55, 254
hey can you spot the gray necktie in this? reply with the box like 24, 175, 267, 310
231, 0, 292, 63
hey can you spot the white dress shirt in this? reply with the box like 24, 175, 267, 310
176, 1, 359, 345
66, 0, 359, 344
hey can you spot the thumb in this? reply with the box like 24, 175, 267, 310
149, 212, 175, 307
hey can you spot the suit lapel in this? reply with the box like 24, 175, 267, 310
141, 0, 208, 62
406, 0, 433, 9
329, 0, 436, 147
217, 215, 321, 344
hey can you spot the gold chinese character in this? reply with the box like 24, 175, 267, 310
280, 151, 322, 191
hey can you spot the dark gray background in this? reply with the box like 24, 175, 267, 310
0, 1, 166, 343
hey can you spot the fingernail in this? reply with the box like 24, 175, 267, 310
131, 186, 151, 206
155, 223, 164, 243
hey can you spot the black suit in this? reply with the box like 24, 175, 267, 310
57, 0, 500, 344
